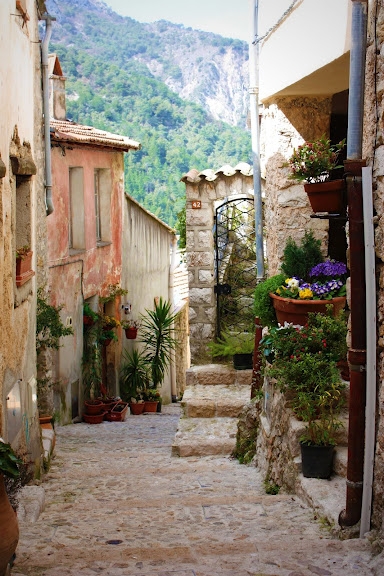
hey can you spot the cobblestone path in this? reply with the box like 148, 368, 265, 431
12, 405, 381, 576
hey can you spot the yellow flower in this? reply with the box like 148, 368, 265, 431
299, 288, 313, 300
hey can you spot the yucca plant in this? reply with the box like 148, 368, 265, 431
119, 349, 149, 401
140, 298, 178, 388
0, 440, 21, 479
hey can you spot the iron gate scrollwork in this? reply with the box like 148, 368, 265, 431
214, 196, 257, 337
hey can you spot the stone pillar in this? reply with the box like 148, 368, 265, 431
182, 167, 253, 363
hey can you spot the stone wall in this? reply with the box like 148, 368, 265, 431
182, 167, 253, 363
260, 98, 331, 275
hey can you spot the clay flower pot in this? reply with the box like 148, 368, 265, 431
304, 179, 345, 214
270, 293, 346, 326
144, 400, 158, 413
129, 402, 145, 415
84, 399, 104, 415
124, 327, 138, 339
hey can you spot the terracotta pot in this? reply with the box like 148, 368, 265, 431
83, 412, 105, 424
125, 327, 138, 339
129, 402, 145, 415
144, 400, 158, 413
270, 293, 346, 326
106, 402, 129, 422
83, 315, 94, 326
84, 399, 104, 415
15, 250, 35, 287
0, 474, 19, 576
304, 179, 345, 214
102, 338, 112, 346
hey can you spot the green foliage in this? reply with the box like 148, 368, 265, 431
82, 324, 102, 399
264, 478, 280, 495
280, 231, 323, 281
208, 331, 254, 358
83, 303, 100, 322
99, 284, 128, 304
45, 1, 252, 227
262, 311, 347, 446
232, 425, 258, 465
36, 289, 73, 355
287, 136, 346, 184
175, 206, 186, 249
0, 441, 22, 479
253, 274, 285, 328
119, 349, 149, 401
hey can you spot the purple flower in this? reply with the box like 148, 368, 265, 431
310, 260, 347, 279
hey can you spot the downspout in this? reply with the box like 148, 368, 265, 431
41, 13, 56, 216
169, 235, 178, 402
250, 0, 264, 279
339, 0, 368, 529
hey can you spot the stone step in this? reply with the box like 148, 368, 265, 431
172, 417, 238, 457
186, 364, 252, 387
181, 384, 251, 418
334, 445, 348, 478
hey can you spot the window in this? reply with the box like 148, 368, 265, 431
69, 167, 85, 251
94, 169, 112, 245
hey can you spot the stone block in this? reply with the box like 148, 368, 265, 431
187, 251, 214, 268
189, 322, 214, 340
197, 230, 213, 249
186, 208, 212, 227
188, 307, 197, 321
186, 231, 195, 250
185, 400, 216, 418
189, 287, 213, 306
198, 270, 214, 284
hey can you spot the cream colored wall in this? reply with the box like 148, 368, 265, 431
122, 196, 175, 403
0, 0, 46, 471
259, 0, 351, 101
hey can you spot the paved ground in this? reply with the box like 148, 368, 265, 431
12, 405, 383, 576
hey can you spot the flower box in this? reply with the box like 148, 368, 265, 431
16, 250, 35, 287
304, 179, 345, 214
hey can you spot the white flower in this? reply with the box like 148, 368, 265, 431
286, 277, 299, 289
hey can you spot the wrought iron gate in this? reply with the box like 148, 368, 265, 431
214, 196, 257, 337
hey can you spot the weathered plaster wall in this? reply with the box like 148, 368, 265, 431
0, 0, 46, 471
47, 146, 125, 421
122, 195, 175, 404
184, 171, 253, 363
260, 97, 331, 275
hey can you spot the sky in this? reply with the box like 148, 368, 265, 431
102, 0, 253, 42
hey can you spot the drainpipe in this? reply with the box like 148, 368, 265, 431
169, 235, 178, 402
41, 13, 56, 216
250, 0, 264, 279
338, 0, 368, 529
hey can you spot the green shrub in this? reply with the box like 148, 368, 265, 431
208, 330, 254, 358
281, 231, 323, 281
254, 274, 285, 328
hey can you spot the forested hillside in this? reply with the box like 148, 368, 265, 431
45, 0, 252, 226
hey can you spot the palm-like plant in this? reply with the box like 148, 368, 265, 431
140, 298, 178, 389
119, 349, 149, 401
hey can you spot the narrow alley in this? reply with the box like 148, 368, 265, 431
12, 405, 381, 576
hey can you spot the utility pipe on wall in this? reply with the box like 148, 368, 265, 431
169, 235, 178, 402
41, 12, 56, 216
250, 0, 264, 279
339, 0, 368, 529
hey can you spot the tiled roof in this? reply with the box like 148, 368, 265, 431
50, 119, 141, 152
180, 162, 253, 183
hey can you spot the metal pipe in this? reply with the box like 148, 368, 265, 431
41, 13, 56, 216
338, 0, 368, 530
169, 235, 178, 402
360, 166, 376, 537
249, 0, 264, 279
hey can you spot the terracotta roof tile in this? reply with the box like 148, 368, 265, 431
50, 119, 141, 151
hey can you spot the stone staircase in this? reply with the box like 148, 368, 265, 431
172, 364, 252, 457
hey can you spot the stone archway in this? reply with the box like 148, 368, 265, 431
181, 164, 254, 363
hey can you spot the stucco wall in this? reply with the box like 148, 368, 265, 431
122, 195, 175, 404
47, 146, 125, 421
0, 0, 46, 471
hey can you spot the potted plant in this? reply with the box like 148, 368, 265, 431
268, 232, 347, 326
83, 303, 100, 326
0, 440, 21, 575
15, 245, 34, 286
121, 319, 140, 339
120, 348, 149, 411
261, 311, 347, 478
208, 330, 254, 370
286, 135, 346, 213
140, 298, 179, 407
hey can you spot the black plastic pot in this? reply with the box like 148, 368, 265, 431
300, 442, 335, 479
233, 353, 253, 370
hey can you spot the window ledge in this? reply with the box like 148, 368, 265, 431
96, 241, 112, 248
69, 248, 86, 256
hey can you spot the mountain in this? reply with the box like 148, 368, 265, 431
44, 0, 252, 226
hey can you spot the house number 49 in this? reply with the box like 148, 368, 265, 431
192, 200, 201, 209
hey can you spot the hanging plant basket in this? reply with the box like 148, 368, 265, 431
125, 327, 138, 339
304, 179, 345, 214
270, 293, 346, 326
